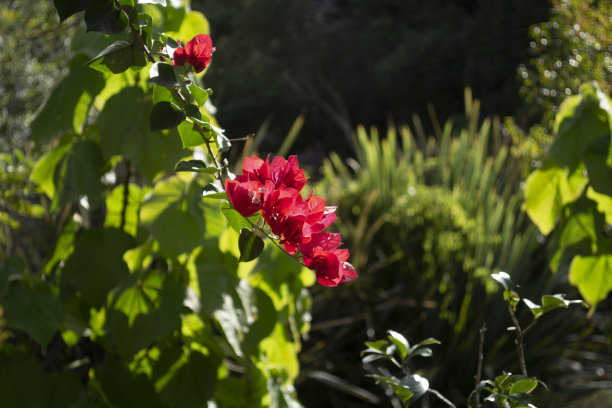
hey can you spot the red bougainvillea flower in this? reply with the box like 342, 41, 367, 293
224, 180, 264, 217
172, 34, 215, 73
224, 155, 356, 286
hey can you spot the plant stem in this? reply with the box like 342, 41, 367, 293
505, 302, 528, 376
428, 389, 456, 408
473, 323, 487, 408
119, 160, 131, 231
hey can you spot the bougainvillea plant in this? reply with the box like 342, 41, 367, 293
225, 156, 357, 286
0, 1, 355, 406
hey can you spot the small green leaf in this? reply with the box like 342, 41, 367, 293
491, 271, 513, 290
238, 228, 264, 263
362, 340, 389, 355
523, 298, 543, 319
217, 132, 231, 153
150, 101, 186, 131
387, 330, 409, 360
174, 160, 218, 173
149, 62, 180, 87
188, 83, 212, 106
404, 374, 429, 403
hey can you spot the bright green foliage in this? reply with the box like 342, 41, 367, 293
524, 82, 612, 309
0, 2, 311, 407
518, 0, 612, 127
314, 93, 552, 401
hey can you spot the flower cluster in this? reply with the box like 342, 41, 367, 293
225, 156, 357, 286
172, 34, 215, 73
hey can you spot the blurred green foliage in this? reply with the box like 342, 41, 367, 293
301, 94, 592, 406
0, 0, 74, 152
518, 0, 612, 128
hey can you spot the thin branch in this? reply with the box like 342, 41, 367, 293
505, 302, 528, 376
473, 323, 487, 408
119, 160, 131, 231
428, 388, 456, 408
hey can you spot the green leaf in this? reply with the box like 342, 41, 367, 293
98, 87, 187, 181
491, 271, 513, 290
84, 0, 126, 34
150, 101, 186, 131
140, 175, 206, 257
524, 163, 587, 235
387, 330, 409, 361
183, 103, 201, 120
222, 207, 252, 233
167, 10, 210, 48
238, 228, 265, 263
86, 39, 135, 74
30, 143, 71, 198
30, 56, 105, 145
139, 0, 167, 6
53, 0, 93, 21
369, 374, 414, 403
177, 121, 204, 148
3, 281, 64, 346
569, 254, 612, 306
202, 182, 227, 199
405, 374, 429, 403
217, 131, 231, 153
0, 350, 46, 407
62, 228, 136, 307
550, 197, 604, 272
158, 351, 221, 408
584, 147, 612, 196
510, 378, 538, 394
188, 83, 212, 106
174, 160, 218, 174
550, 82, 612, 170
523, 298, 544, 319
105, 273, 183, 357
587, 186, 612, 225
104, 183, 145, 236
149, 62, 180, 87
54, 140, 106, 210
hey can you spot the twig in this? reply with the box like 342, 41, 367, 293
473, 323, 487, 408
505, 302, 528, 376
119, 160, 131, 231
428, 388, 456, 408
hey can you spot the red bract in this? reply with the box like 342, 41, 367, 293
224, 155, 356, 286
224, 180, 264, 217
172, 34, 215, 73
